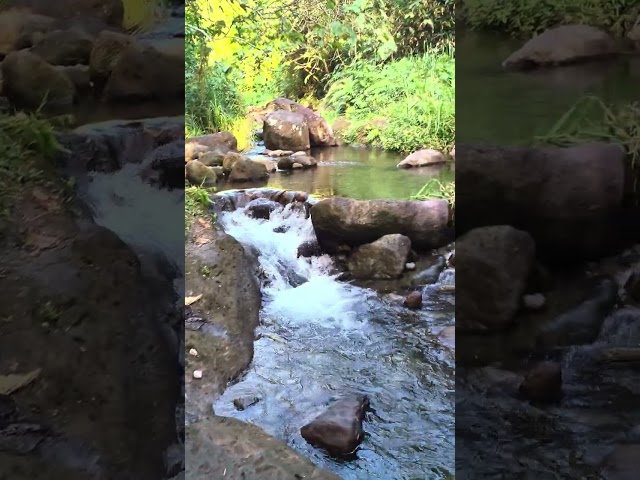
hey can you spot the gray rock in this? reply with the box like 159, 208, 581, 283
347, 234, 412, 279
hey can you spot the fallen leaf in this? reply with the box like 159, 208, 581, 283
185, 294, 203, 306
195, 236, 210, 245
0, 368, 41, 395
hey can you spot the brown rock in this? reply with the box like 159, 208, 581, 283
187, 132, 237, 152
263, 110, 310, 152
519, 361, 562, 402
347, 234, 412, 279
397, 149, 445, 168
228, 159, 269, 183
404, 291, 423, 309
30, 29, 94, 65
301, 395, 369, 456
89, 30, 134, 80
185, 160, 217, 188
0, 10, 56, 56
3, 0, 124, 26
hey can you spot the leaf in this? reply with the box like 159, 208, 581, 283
0, 369, 41, 395
185, 294, 203, 306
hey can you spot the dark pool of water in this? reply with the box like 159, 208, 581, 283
219, 146, 454, 201
457, 31, 640, 145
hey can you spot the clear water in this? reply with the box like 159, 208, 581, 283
213, 205, 455, 480
219, 146, 454, 201
457, 31, 640, 145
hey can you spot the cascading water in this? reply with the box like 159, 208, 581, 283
214, 203, 455, 479
77, 160, 185, 299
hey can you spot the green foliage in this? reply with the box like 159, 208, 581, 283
0, 112, 64, 217
537, 95, 640, 197
186, 0, 246, 135
461, 0, 640, 37
325, 51, 455, 152
185, 185, 216, 233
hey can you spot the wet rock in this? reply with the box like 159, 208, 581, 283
297, 240, 323, 258
277, 154, 317, 170
273, 225, 289, 234
437, 325, 455, 348
519, 361, 562, 402
266, 149, 294, 157
266, 97, 336, 147
185, 160, 217, 188
300, 394, 369, 456
503, 25, 617, 71
624, 271, 640, 303
397, 149, 445, 168
0, 10, 56, 56
347, 234, 412, 279
263, 110, 310, 152
311, 197, 452, 252
89, 30, 134, 81
185, 226, 261, 419
228, 159, 269, 183
599, 444, 640, 480
456, 143, 626, 261
222, 151, 247, 175
187, 416, 340, 479
30, 29, 93, 65
456, 226, 536, 332
245, 198, 282, 220
55, 64, 91, 91
537, 278, 618, 349
412, 256, 446, 286
596, 308, 640, 346
103, 42, 184, 102
198, 149, 228, 167
187, 132, 237, 152
233, 396, 260, 411
3, 0, 124, 26
2, 50, 75, 111
404, 291, 423, 309
145, 139, 185, 188
251, 156, 277, 172
523, 293, 546, 311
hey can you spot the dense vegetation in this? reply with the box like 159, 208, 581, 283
185, 0, 454, 154
460, 0, 640, 37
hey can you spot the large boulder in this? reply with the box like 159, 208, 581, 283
187, 132, 237, 152
2, 0, 124, 26
503, 25, 617, 70
228, 159, 269, 183
30, 29, 94, 65
221, 152, 247, 175
186, 416, 340, 480
185, 225, 261, 419
0, 9, 55, 56
347, 234, 412, 279
2, 50, 75, 110
103, 42, 184, 101
266, 97, 336, 147
397, 149, 446, 168
456, 226, 536, 332
300, 395, 369, 456
311, 197, 452, 252
456, 143, 626, 260
263, 110, 310, 152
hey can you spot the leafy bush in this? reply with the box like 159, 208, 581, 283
324, 50, 455, 152
461, 0, 640, 37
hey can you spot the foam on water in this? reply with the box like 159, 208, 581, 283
219, 204, 368, 330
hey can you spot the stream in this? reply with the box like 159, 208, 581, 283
211, 202, 455, 479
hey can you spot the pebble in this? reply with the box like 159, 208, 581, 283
523, 293, 546, 310
405, 262, 416, 270
189, 348, 198, 356
193, 370, 203, 379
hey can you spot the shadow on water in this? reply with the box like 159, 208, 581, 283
457, 31, 640, 145
219, 146, 454, 200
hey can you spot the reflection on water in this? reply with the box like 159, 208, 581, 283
457, 31, 640, 145
219, 146, 454, 200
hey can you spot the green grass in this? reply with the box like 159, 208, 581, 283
536, 95, 640, 198
185, 185, 216, 234
0, 112, 66, 219
323, 51, 455, 153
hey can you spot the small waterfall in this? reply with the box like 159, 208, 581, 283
78, 159, 185, 299
218, 204, 370, 329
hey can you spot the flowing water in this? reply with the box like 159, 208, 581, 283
220, 146, 454, 201
212, 204, 456, 479
457, 31, 640, 145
